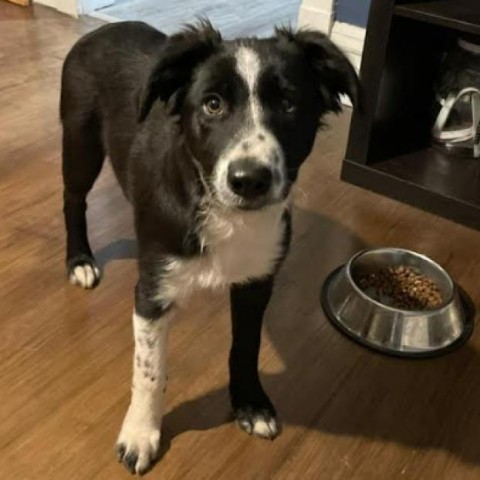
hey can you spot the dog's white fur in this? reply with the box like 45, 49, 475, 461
237, 413, 279, 438
117, 311, 171, 474
159, 201, 286, 304
236, 45, 262, 125
69, 264, 100, 289
213, 47, 286, 207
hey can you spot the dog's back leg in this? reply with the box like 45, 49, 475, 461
62, 112, 104, 289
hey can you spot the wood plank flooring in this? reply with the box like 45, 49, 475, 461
2, 3, 480, 479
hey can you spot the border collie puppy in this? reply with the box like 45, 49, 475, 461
60, 20, 358, 475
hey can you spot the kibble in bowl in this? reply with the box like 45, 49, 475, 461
357, 266, 444, 311
349, 248, 453, 313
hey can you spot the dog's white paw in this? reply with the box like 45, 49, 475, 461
251, 415, 279, 438
115, 412, 161, 475
235, 407, 279, 440
68, 257, 100, 289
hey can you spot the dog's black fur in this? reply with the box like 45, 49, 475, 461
61, 20, 358, 474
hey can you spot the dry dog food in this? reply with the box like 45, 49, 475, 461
357, 266, 444, 310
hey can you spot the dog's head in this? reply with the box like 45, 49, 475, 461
139, 21, 359, 210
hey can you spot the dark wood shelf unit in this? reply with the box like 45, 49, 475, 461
395, 1, 480, 36
342, 0, 480, 230
342, 150, 480, 229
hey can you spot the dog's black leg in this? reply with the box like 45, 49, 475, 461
62, 116, 104, 289
229, 276, 279, 439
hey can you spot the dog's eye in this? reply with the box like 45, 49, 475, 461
281, 98, 296, 114
203, 95, 224, 116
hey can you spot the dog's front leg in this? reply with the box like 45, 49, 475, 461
116, 280, 173, 475
229, 277, 279, 439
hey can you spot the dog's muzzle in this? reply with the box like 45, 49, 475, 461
227, 158, 273, 201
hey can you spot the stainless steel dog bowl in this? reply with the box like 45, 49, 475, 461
321, 248, 474, 358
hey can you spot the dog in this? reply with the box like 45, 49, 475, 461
60, 20, 358, 475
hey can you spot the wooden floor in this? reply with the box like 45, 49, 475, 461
3, 3, 480, 479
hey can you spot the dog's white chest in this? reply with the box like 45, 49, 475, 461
161, 204, 286, 302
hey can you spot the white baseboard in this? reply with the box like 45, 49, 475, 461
297, 0, 335, 35
34, 0, 79, 17
331, 22, 366, 57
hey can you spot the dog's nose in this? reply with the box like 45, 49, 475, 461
227, 159, 273, 199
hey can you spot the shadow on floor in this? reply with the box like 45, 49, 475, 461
95, 238, 137, 269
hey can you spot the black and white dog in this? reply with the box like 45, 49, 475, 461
61, 20, 358, 475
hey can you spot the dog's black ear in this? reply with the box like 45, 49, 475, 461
276, 27, 360, 113
138, 20, 222, 122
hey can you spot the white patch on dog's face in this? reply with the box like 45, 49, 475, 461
213, 46, 287, 208
236, 46, 262, 125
